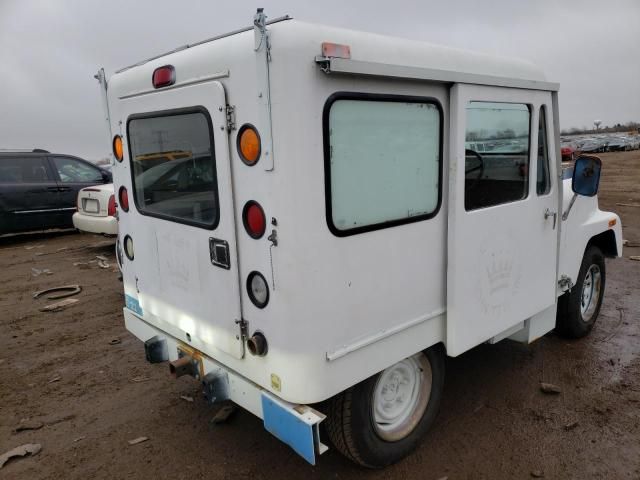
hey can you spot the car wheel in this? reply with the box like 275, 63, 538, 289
556, 245, 605, 339
325, 344, 445, 468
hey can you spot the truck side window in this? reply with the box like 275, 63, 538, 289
465, 102, 531, 211
325, 95, 441, 235
537, 106, 551, 195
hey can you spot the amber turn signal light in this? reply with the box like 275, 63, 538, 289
237, 124, 261, 165
113, 135, 123, 162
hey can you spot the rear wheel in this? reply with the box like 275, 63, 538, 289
325, 344, 445, 468
556, 245, 605, 338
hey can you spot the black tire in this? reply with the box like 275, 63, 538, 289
325, 344, 445, 468
556, 245, 605, 338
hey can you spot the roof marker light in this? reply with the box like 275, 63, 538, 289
321, 42, 351, 59
152, 65, 175, 88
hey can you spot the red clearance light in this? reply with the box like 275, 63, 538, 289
321, 42, 351, 59
243, 201, 266, 239
152, 65, 175, 88
108, 194, 117, 217
118, 186, 129, 212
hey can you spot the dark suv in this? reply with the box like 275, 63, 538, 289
0, 150, 112, 235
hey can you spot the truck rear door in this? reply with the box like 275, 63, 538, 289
446, 84, 559, 355
114, 81, 244, 359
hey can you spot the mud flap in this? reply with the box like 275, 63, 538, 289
261, 392, 328, 465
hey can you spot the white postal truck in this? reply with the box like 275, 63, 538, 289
98, 10, 623, 467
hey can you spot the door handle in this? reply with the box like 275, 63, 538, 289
544, 208, 557, 229
47, 186, 59, 192
58, 187, 71, 192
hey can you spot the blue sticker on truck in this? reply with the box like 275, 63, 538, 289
125, 294, 143, 316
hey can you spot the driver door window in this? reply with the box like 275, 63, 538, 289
51, 157, 103, 183
465, 102, 531, 211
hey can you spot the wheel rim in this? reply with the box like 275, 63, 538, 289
372, 353, 432, 442
580, 264, 602, 322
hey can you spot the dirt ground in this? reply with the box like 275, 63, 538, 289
1, 151, 639, 479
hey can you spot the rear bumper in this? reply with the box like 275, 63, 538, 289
123, 307, 328, 464
72, 212, 118, 235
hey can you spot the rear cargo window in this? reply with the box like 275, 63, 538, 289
127, 108, 218, 229
324, 94, 442, 236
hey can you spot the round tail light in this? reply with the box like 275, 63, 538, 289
118, 186, 129, 212
123, 235, 134, 261
242, 201, 266, 239
247, 271, 269, 309
113, 135, 123, 162
237, 124, 261, 165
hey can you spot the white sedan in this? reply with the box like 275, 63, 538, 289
72, 183, 118, 235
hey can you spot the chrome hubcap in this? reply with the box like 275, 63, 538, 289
580, 264, 601, 322
372, 353, 432, 441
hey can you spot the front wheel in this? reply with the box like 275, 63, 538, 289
325, 344, 445, 468
556, 245, 606, 338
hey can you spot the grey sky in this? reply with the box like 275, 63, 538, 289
1, 0, 638, 161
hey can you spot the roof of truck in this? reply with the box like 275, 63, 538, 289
113, 16, 553, 90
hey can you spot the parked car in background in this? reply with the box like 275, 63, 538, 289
604, 136, 629, 152
72, 183, 118, 235
0, 150, 111, 235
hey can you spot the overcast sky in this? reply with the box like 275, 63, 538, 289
1, 0, 638, 161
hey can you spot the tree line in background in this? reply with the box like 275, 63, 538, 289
561, 121, 640, 136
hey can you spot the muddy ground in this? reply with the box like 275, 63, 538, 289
1, 151, 639, 479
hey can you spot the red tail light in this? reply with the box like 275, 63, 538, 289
107, 194, 117, 217
118, 186, 129, 212
152, 65, 175, 88
242, 201, 266, 239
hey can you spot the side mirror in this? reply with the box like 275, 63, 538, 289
572, 155, 601, 197
101, 170, 112, 183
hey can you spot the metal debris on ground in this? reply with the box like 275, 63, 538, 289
130, 376, 150, 383
616, 203, 640, 208
13, 421, 44, 433
531, 470, 545, 478
0, 443, 42, 469
73, 436, 85, 443
73, 262, 91, 269
31, 268, 52, 277
180, 395, 194, 403
629, 256, 640, 261
96, 255, 108, 261
211, 404, 236, 424
33, 284, 82, 300
39, 298, 79, 312
98, 260, 110, 269
109, 338, 121, 345
564, 420, 579, 431
128, 436, 149, 446
48, 375, 61, 384
540, 382, 562, 394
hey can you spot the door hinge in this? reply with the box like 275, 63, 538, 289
235, 318, 248, 357
225, 105, 236, 132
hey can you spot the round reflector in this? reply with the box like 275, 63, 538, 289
242, 201, 266, 239
124, 235, 134, 261
247, 271, 269, 309
237, 124, 261, 165
113, 135, 123, 162
118, 186, 129, 212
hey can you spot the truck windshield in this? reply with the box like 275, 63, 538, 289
127, 109, 219, 228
